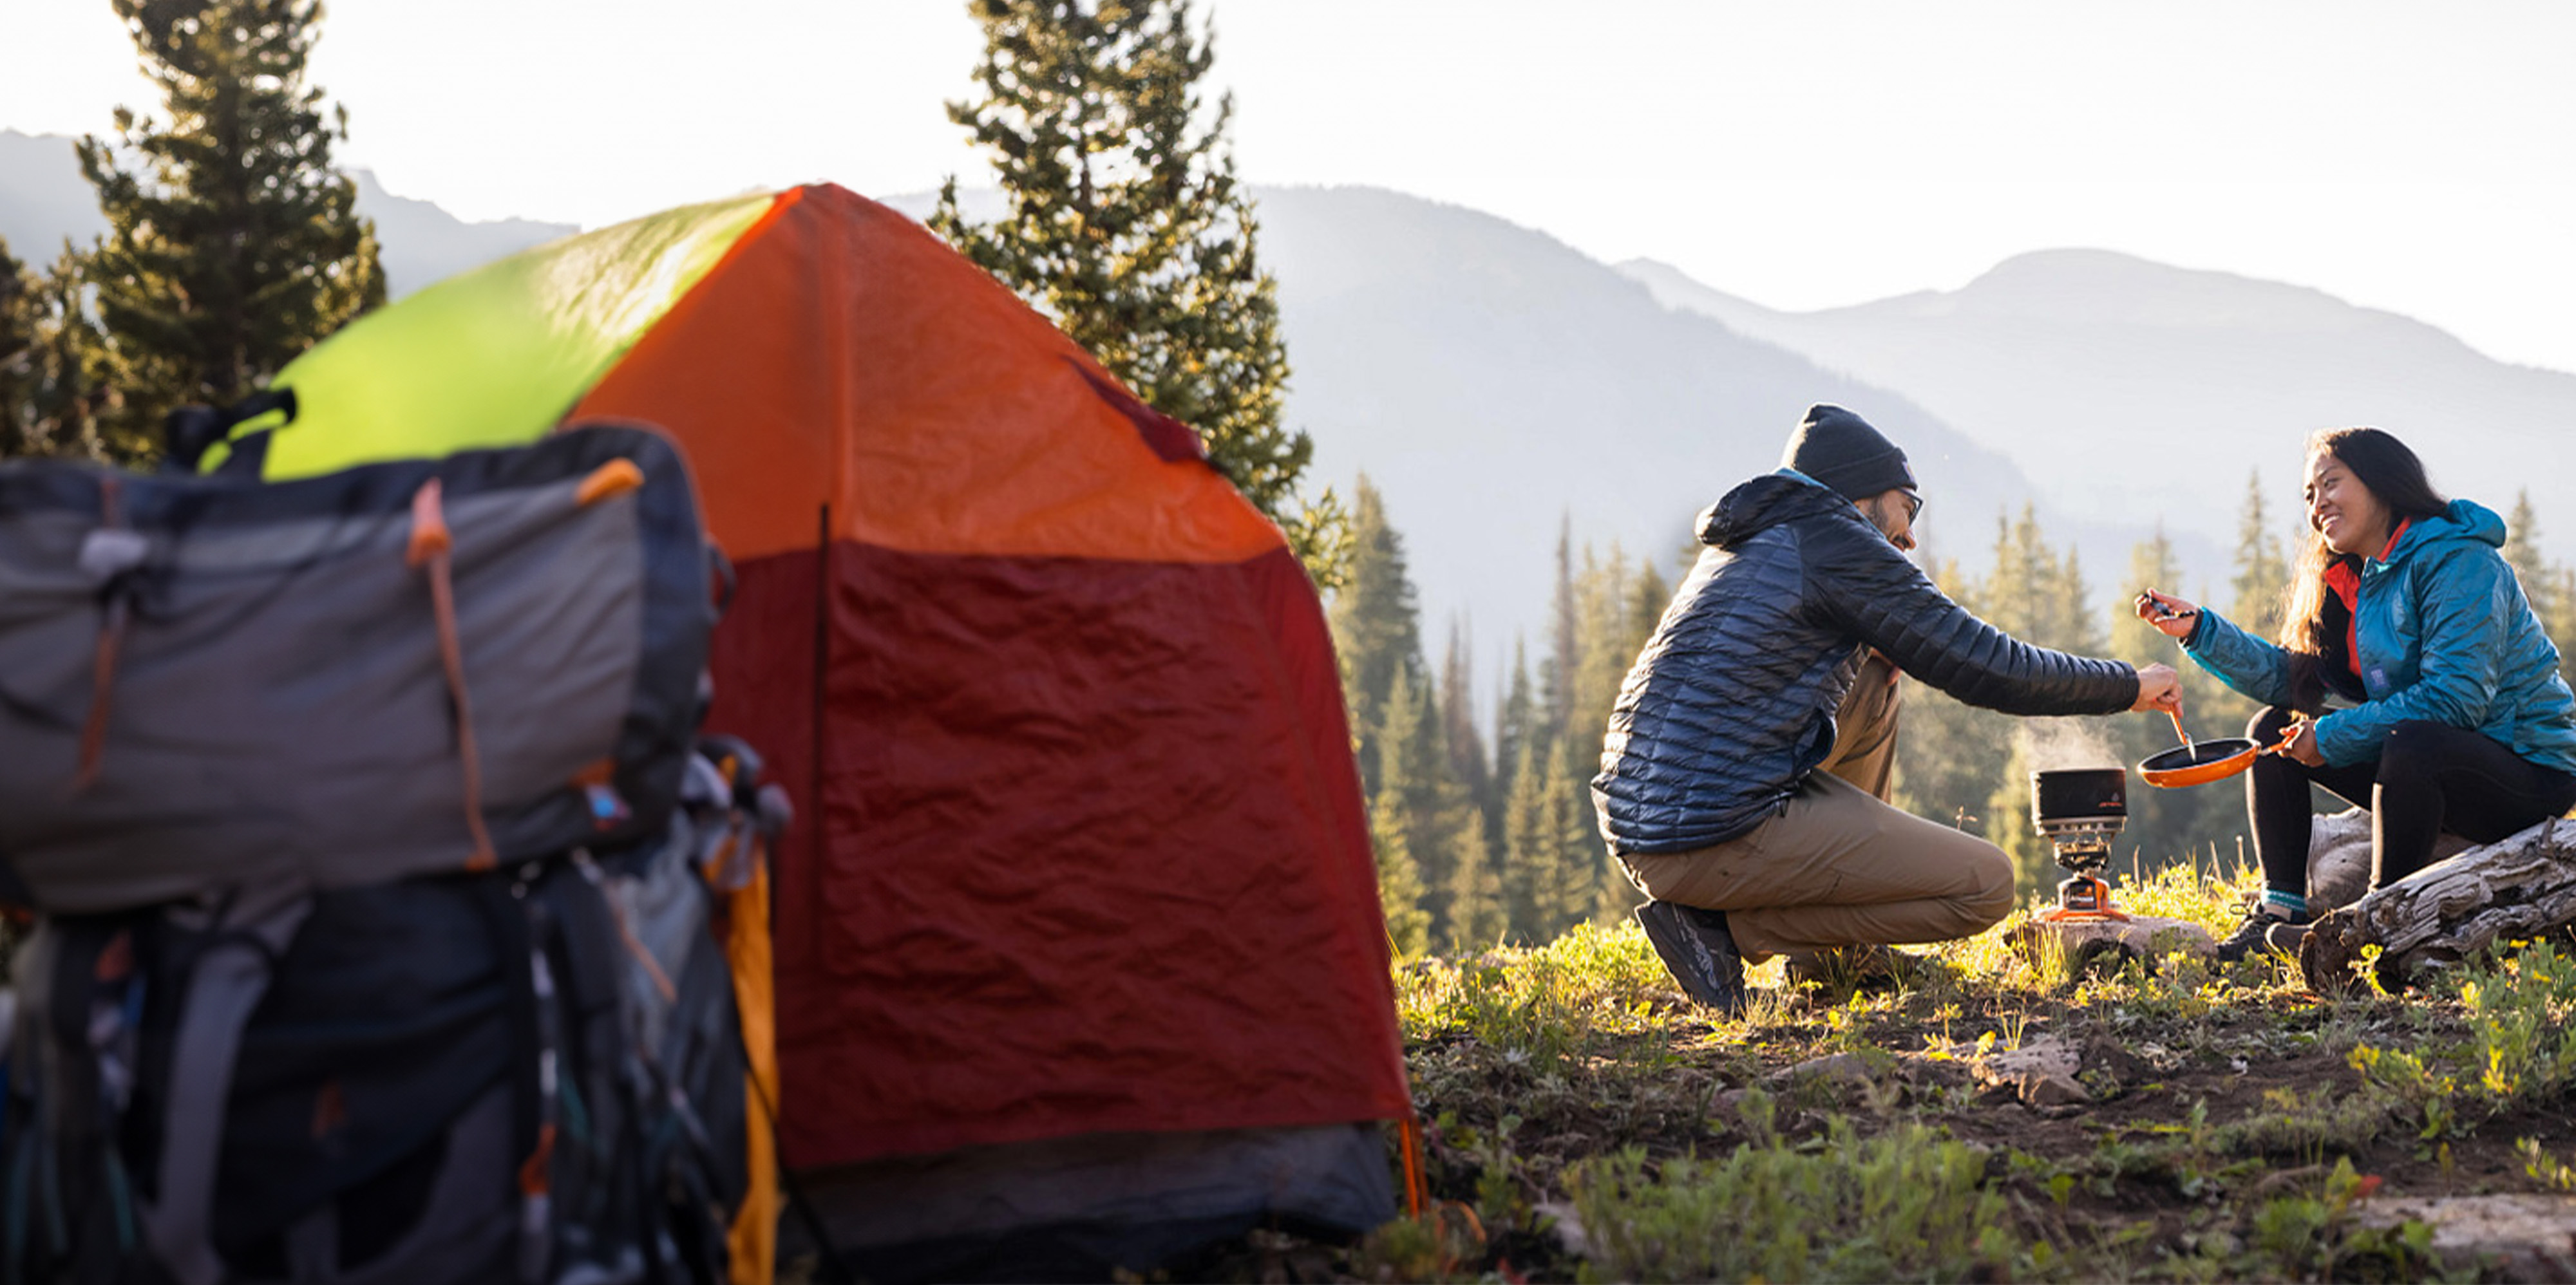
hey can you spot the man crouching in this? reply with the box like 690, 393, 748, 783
1592, 404, 2179, 1011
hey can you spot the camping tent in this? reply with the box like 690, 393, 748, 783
214, 184, 1412, 1277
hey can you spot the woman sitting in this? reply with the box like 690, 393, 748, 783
2139, 427, 2576, 961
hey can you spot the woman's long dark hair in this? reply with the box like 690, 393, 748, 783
2278, 429, 2449, 696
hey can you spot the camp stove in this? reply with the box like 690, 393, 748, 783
2031, 768, 2129, 922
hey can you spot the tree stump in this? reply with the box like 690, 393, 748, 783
2300, 817, 2576, 995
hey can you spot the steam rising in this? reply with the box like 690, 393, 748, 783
2018, 718, 2120, 771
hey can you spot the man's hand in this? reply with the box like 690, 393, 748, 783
2278, 717, 2325, 767
2130, 662, 2182, 712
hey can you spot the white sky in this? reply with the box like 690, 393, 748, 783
7, 0, 2573, 373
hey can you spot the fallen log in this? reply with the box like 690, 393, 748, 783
2300, 816, 2576, 995
2302, 807, 2470, 913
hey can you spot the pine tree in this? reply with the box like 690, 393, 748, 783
1569, 543, 1636, 760
1442, 816, 1507, 953
1542, 514, 1580, 743
2228, 471, 2292, 637
1365, 757, 1432, 958
0, 238, 31, 456
1501, 741, 1573, 943
930, 0, 1345, 583
1381, 664, 1497, 948
1437, 619, 1492, 823
1368, 668, 1436, 949
1326, 476, 1422, 794
0, 243, 111, 460
78, 0, 383, 461
1627, 554, 1670, 649
1492, 638, 1539, 834
2503, 492, 2561, 630
2553, 567, 2576, 689
2505, 493, 2576, 687
1526, 751, 1600, 944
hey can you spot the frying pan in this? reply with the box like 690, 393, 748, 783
2137, 719, 2301, 788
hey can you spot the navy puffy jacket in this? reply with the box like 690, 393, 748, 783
1591, 471, 2139, 854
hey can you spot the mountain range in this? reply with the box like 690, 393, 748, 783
11, 127, 2573, 675
1619, 251, 2576, 577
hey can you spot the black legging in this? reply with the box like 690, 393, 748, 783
2248, 706, 2576, 896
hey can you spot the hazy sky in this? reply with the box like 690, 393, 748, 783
8, 1, 2573, 373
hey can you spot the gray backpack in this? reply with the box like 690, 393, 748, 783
0, 426, 763, 1283
0, 422, 712, 911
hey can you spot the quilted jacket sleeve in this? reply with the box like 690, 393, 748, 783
1802, 513, 2139, 716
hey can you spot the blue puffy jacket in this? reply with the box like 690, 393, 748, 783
1591, 471, 2139, 855
2181, 498, 2576, 774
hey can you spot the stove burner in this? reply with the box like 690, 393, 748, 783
2031, 768, 2128, 921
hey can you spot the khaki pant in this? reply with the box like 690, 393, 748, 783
1618, 652, 2014, 959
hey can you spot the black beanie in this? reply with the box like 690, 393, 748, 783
1780, 404, 1917, 501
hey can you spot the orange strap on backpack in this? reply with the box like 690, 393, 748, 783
408, 479, 497, 871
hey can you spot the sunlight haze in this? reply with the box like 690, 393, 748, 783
5, 0, 2571, 373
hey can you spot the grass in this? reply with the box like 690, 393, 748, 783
1192, 857, 2576, 1282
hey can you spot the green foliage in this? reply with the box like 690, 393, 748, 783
77, 0, 383, 462
1566, 1120, 2018, 1283
1395, 919, 1669, 1070
1343, 860, 2574, 1285
2457, 939, 2576, 1107
2242, 1159, 2445, 1283
930, 0, 1345, 581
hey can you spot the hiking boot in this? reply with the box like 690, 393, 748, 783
2214, 905, 2312, 962
1785, 943, 1946, 995
1634, 901, 1747, 1014
2264, 917, 2314, 957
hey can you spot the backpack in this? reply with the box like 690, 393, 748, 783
0, 423, 712, 911
0, 425, 781, 1284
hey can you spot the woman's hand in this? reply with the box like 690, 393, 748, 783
2133, 588, 2201, 640
2277, 717, 2325, 767
2131, 662, 2182, 712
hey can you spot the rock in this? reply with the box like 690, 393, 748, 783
2357, 1193, 2576, 1280
1533, 1200, 1592, 1260
1777, 1052, 1877, 1087
2081, 1035, 2152, 1084
1970, 1036, 2094, 1106
2023, 1073, 2092, 1107
2005, 913, 2217, 968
